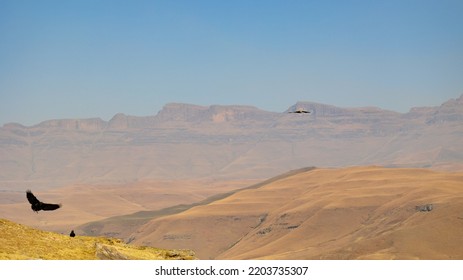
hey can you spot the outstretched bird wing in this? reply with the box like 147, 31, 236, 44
26, 190, 40, 205
41, 202, 61, 211
26, 190, 62, 211
288, 109, 310, 114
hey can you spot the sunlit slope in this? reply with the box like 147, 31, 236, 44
131, 166, 463, 259
0, 219, 195, 260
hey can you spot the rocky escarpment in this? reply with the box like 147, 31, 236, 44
1, 96, 462, 188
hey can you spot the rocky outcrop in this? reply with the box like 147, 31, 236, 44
34, 118, 106, 131
415, 204, 434, 212
95, 242, 130, 260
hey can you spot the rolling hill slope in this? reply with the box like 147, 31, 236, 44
128, 166, 463, 260
77, 167, 315, 239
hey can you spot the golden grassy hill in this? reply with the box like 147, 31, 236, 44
130, 166, 463, 260
0, 218, 195, 260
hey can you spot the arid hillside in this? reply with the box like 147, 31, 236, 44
0, 218, 195, 260
75, 168, 312, 240
129, 166, 463, 260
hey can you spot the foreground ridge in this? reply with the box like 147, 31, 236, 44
0, 219, 195, 260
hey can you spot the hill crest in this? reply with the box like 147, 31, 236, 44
0, 218, 195, 260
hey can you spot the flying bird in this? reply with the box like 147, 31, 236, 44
26, 190, 61, 212
289, 108, 311, 114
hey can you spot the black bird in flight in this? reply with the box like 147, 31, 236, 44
26, 190, 61, 212
289, 108, 311, 114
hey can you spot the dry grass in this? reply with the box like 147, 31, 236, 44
0, 218, 195, 260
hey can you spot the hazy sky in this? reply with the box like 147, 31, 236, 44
1, 0, 462, 126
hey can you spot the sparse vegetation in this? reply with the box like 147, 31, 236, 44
0, 219, 195, 260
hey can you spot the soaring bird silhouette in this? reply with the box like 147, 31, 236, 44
289, 108, 311, 114
26, 190, 61, 212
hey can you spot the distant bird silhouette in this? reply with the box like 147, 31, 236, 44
289, 108, 311, 114
70, 230, 76, 237
26, 190, 61, 212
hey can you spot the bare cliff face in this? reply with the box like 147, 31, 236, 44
1, 95, 462, 189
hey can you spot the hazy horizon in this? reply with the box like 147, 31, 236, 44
1, 94, 462, 127
1, 0, 462, 126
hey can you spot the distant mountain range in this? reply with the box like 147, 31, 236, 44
1, 95, 462, 189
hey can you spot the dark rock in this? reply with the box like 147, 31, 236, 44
415, 204, 433, 212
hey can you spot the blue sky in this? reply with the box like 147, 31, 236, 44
1, 0, 462, 126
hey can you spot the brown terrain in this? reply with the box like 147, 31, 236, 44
130, 166, 463, 260
0, 96, 462, 259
